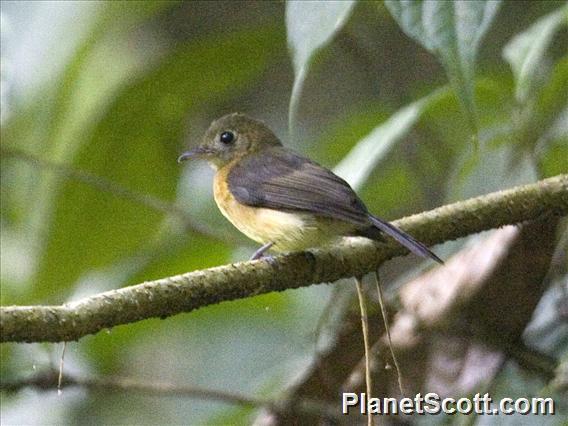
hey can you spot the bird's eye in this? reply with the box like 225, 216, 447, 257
219, 131, 235, 144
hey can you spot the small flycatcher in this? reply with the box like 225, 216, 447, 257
178, 113, 442, 263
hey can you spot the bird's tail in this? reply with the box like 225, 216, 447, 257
367, 214, 443, 264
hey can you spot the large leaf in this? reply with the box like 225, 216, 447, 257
286, 0, 356, 138
539, 100, 567, 179
1, 2, 178, 304
503, 4, 568, 104
33, 27, 282, 302
46, 1, 179, 160
385, 0, 502, 137
1, 1, 171, 218
333, 89, 444, 191
520, 56, 568, 160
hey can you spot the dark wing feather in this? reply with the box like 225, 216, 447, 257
228, 148, 443, 263
227, 148, 370, 225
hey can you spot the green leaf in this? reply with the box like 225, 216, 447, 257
449, 138, 538, 202
2, 2, 175, 224
503, 4, 568, 104
286, 0, 356, 139
33, 27, 282, 302
47, 1, 180, 160
385, 0, 502, 138
536, 57, 568, 129
334, 89, 445, 191
2, 2, 180, 304
539, 135, 568, 178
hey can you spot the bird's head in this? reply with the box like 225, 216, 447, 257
178, 113, 282, 169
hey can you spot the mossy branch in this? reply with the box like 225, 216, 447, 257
1, 174, 567, 343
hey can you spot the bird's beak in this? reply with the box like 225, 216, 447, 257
177, 146, 211, 163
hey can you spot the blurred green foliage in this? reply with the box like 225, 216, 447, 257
1, 1, 566, 424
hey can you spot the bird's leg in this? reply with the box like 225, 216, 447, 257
250, 241, 275, 260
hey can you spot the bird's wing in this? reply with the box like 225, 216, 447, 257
227, 148, 370, 225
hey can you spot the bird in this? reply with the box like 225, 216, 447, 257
178, 113, 442, 264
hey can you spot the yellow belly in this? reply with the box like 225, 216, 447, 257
213, 164, 351, 252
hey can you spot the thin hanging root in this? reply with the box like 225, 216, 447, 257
374, 271, 404, 396
355, 276, 375, 426
313, 285, 343, 350
58, 342, 67, 395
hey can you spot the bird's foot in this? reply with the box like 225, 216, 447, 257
250, 242, 275, 261
262, 255, 278, 267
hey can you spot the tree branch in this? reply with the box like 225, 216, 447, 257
0, 370, 342, 421
1, 175, 566, 343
